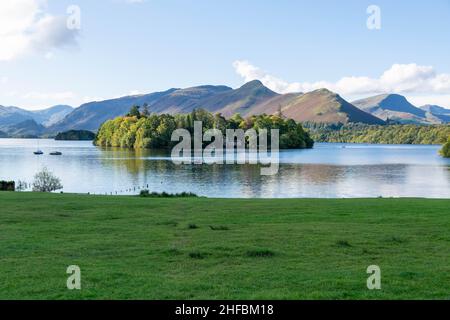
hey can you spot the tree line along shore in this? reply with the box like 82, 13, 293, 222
91, 106, 450, 157
304, 122, 450, 145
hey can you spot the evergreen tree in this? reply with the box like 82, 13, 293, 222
127, 105, 141, 118
141, 103, 150, 117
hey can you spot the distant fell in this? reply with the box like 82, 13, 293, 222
47, 81, 383, 133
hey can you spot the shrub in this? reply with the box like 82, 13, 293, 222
32, 167, 63, 192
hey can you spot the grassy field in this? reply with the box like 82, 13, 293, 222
0, 192, 449, 300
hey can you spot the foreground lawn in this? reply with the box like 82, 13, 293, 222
0, 192, 449, 300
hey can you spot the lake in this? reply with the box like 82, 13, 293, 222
0, 138, 449, 198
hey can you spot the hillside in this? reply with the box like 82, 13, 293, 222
351, 94, 447, 124
0, 119, 45, 138
49, 82, 277, 132
48, 81, 382, 133
47, 87, 228, 132
245, 93, 302, 117
420, 104, 450, 123
32, 105, 74, 126
0, 106, 33, 127
6, 85, 450, 135
134, 85, 233, 114
421, 104, 450, 115
0, 105, 73, 127
281, 89, 385, 124
200, 80, 278, 116
0, 105, 73, 137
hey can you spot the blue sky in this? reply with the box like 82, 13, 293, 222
1, 0, 450, 109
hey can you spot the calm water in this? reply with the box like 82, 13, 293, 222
0, 138, 450, 198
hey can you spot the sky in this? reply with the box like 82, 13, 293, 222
0, 0, 449, 110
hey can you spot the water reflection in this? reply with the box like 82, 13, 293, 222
0, 139, 449, 198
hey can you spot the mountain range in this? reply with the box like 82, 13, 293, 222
420, 104, 450, 123
0, 105, 73, 137
351, 94, 448, 124
0, 81, 448, 137
44, 80, 385, 133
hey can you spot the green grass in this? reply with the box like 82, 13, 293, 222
0, 192, 449, 300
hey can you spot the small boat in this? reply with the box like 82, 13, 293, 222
34, 140, 44, 155
50, 151, 62, 156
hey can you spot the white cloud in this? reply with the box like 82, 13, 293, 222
233, 60, 450, 100
379, 64, 435, 92
128, 90, 141, 96
1, 76, 8, 84
0, 0, 79, 61
109, 90, 143, 100
408, 95, 450, 108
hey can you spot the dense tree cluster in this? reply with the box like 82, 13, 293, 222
440, 137, 450, 158
0, 181, 15, 191
94, 107, 314, 149
304, 122, 450, 145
